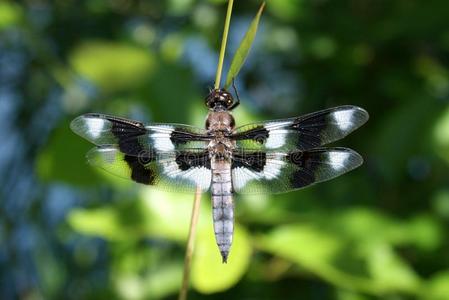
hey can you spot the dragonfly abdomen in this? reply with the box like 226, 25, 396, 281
211, 158, 234, 263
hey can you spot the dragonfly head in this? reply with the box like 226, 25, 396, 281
205, 88, 235, 111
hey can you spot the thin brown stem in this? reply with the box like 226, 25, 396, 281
178, 186, 202, 300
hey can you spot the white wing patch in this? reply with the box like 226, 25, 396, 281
332, 109, 354, 131
71, 116, 112, 143
232, 153, 285, 191
161, 160, 211, 191
328, 151, 351, 171
147, 125, 175, 151
265, 129, 290, 149
264, 121, 293, 149
85, 118, 107, 139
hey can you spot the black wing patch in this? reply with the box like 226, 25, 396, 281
87, 147, 212, 193
175, 151, 211, 171
231, 148, 363, 194
231, 106, 369, 151
70, 113, 211, 154
232, 151, 266, 172
70, 113, 213, 192
124, 150, 155, 184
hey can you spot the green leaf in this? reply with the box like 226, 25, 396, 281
365, 242, 421, 293
139, 188, 207, 242
191, 225, 252, 293
224, 2, 265, 88
257, 223, 422, 295
69, 40, 155, 93
0, 2, 22, 30
69, 189, 196, 242
68, 208, 129, 241
36, 118, 101, 186
425, 271, 449, 300
257, 224, 342, 269
142, 189, 252, 293
114, 262, 183, 300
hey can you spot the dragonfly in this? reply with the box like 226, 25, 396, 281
71, 88, 369, 263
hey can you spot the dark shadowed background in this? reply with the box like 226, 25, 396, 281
1, 0, 449, 299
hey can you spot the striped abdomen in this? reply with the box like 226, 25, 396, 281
210, 156, 234, 263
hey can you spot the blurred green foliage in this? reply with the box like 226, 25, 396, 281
1, 0, 449, 299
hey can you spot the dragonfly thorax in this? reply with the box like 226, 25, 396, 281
205, 111, 235, 132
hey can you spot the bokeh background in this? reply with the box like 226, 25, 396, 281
1, 0, 449, 299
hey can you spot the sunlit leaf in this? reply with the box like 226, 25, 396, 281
68, 208, 129, 241
191, 225, 252, 293
70, 40, 155, 92
257, 224, 341, 269
0, 2, 22, 30
425, 271, 449, 300
144, 263, 183, 299
256, 224, 379, 293
406, 215, 442, 251
335, 209, 442, 251
140, 188, 209, 242
142, 189, 252, 293
332, 208, 395, 243
114, 262, 183, 300
69, 190, 198, 243
224, 2, 265, 88
365, 243, 421, 293
258, 222, 423, 295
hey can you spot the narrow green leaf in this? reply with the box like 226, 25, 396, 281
224, 2, 265, 88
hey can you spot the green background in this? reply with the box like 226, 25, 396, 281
1, 0, 449, 299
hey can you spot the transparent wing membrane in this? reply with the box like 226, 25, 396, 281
231, 148, 363, 194
231, 106, 369, 151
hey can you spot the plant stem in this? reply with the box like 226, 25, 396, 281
179, 3, 235, 299
178, 186, 202, 300
214, 0, 234, 89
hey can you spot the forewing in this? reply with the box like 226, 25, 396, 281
87, 146, 212, 193
231, 106, 368, 151
70, 113, 211, 154
231, 148, 363, 194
